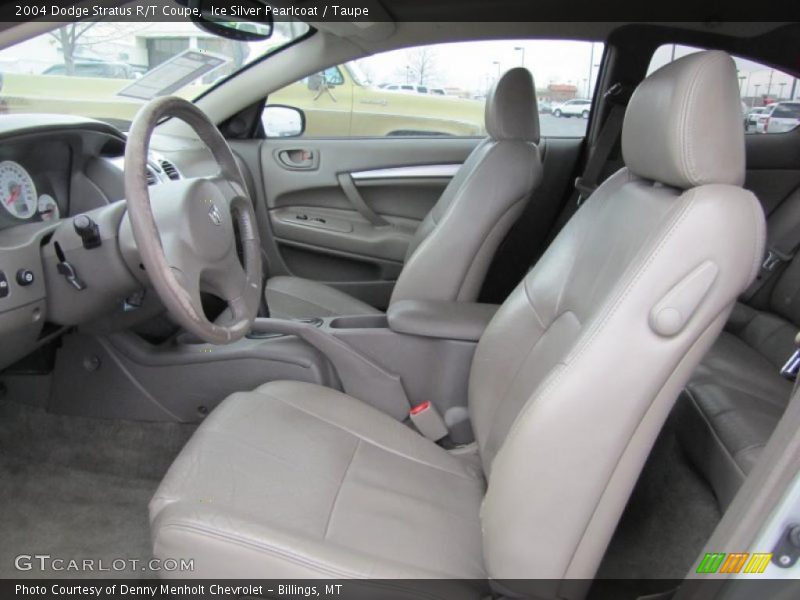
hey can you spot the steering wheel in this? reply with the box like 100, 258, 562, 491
124, 96, 262, 345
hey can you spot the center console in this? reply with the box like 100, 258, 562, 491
50, 300, 498, 444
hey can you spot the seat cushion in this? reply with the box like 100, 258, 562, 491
675, 331, 792, 508
265, 276, 382, 319
149, 381, 487, 587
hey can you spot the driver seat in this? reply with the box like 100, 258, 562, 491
264, 67, 542, 319
150, 52, 764, 595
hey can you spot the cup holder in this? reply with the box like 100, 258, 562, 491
327, 315, 389, 329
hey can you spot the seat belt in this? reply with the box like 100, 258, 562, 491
548, 83, 631, 239
742, 187, 800, 302
574, 100, 627, 205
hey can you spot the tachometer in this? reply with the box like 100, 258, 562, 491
0, 161, 37, 220
37, 194, 60, 222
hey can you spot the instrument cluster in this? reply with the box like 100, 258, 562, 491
0, 160, 60, 224
0, 138, 70, 231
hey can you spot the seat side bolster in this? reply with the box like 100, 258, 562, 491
152, 503, 482, 585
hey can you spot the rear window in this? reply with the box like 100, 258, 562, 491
649, 44, 799, 135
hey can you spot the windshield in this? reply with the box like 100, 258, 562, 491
0, 17, 309, 129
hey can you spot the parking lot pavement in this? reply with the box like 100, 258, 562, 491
540, 113, 590, 138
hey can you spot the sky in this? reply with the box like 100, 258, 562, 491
2, 23, 796, 103
355, 39, 798, 101
650, 44, 799, 101
354, 40, 603, 97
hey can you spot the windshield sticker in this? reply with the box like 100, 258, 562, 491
117, 49, 228, 100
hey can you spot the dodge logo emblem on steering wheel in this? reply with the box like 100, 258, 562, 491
208, 202, 223, 226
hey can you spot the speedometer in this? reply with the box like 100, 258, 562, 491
0, 161, 37, 220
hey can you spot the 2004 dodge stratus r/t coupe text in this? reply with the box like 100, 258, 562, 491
0, 2, 799, 599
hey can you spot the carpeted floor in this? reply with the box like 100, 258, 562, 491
0, 397, 195, 578
0, 384, 721, 586
590, 415, 722, 598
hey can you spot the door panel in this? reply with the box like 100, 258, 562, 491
270, 205, 417, 262
254, 137, 481, 308
233, 135, 587, 311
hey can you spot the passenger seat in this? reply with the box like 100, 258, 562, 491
676, 187, 800, 509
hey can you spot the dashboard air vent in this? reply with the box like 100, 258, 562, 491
160, 159, 180, 180
145, 167, 158, 186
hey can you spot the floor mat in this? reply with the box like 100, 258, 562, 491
0, 398, 195, 578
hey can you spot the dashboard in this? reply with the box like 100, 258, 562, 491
0, 114, 190, 371
0, 115, 185, 235
0, 141, 70, 230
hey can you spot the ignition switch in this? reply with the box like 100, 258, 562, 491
73, 214, 102, 249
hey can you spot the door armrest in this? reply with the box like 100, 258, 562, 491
387, 300, 499, 342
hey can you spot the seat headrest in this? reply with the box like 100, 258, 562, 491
622, 50, 745, 190
485, 67, 539, 143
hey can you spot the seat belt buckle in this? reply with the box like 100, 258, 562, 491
409, 401, 448, 442
574, 177, 597, 206
763, 248, 792, 272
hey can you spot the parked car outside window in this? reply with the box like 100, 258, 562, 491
764, 101, 800, 134
745, 106, 769, 132
42, 61, 138, 79
650, 44, 800, 136
265, 40, 603, 138
552, 98, 592, 118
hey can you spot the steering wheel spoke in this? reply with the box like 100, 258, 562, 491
172, 262, 205, 323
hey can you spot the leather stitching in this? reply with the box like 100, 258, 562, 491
680, 54, 713, 186
558, 317, 733, 577
157, 521, 478, 596
496, 190, 696, 472
158, 521, 360, 577
323, 439, 360, 540
685, 387, 747, 479
260, 389, 478, 481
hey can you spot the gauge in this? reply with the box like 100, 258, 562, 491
0, 161, 37, 220
37, 194, 60, 222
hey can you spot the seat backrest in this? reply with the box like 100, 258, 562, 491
389, 67, 542, 305
760, 187, 800, 319
468, 51, 766, 594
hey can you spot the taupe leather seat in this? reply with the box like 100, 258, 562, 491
675, 320, 793, 509
675, 187, 800, 509
265, 67, 543, 319
150, 51, 765, 594
676, 264, 800, 509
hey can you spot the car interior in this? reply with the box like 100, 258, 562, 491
0, 11, 799, 600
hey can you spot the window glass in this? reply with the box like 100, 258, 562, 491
0, 10, 309, 129
265, 40, 603, 138
648, 44, 800, 135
